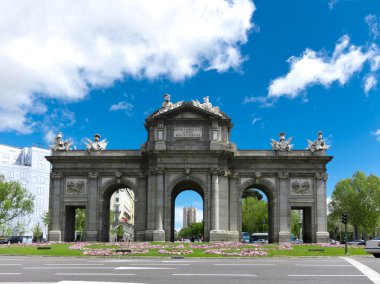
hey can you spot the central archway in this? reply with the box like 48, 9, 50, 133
169, 179, 206, 242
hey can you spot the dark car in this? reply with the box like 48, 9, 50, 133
0, 236, 23, 244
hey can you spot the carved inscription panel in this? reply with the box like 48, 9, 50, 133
66, 179, 87, 195
174, 127, 202, 138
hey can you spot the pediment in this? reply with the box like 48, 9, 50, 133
146, 102, 230, 122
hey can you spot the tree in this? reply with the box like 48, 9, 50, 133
291, 210, 302, 239
329, 171, 380, 239
75, 208, 86, 241
242, 196, 268, 234
178, 222, 204, 239
0, 175, 34, 224
243, 189, 263, 200
32, 223, 43, 242
41, 211, 51, 240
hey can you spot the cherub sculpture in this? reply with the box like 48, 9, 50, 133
50, 132, 72, 151
271, 132, 293, 151
84, 134, 108, 151
307, 131, 330, 152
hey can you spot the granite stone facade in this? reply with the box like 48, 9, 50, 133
47, 99, 332, 243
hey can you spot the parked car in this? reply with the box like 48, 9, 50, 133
347, 239, 366, 245
0, 236, 23, 244
364, 236, 380, 258
241, 232, 250, 243
329, 239, 340, 245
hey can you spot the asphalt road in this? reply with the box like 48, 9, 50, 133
0, 255, 379, 284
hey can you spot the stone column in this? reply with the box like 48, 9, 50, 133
210, 169, 219, 231
210, 168, 230, 241
85, 172, 99, 241
135, 173, 147, 241
228, 172, 239, 242
145, 170, 155, 240
315, 172, 329, 243
278, 172, 291, 242
153, 168, 165, 241
48, 172, 63, 242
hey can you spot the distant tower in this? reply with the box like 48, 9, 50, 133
183, 207, 197, 228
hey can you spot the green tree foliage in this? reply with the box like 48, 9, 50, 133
75, 208, 86, 232
291, 210, 302, 239
329, 171, 380, 239
178, 222, 204, 239
242, 189, 263, 200
242, 196, 268, 234
116, 225, 124, 241
32, 222, 43, 242
0, 175, 34, 224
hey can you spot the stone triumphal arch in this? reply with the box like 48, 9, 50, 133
47, 94, 332, 243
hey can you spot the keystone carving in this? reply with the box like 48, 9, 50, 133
315, 172, 328, 180
88, 172, 99, 179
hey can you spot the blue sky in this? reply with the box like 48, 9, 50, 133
0, 1, 379, 230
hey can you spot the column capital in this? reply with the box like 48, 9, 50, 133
88, 172, 99, 179
278, 172, 289, 179
51, 171, 63, 179
315, 172, 328, 180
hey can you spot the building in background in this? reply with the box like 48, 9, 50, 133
110, 188, 135, 241
183, 207, 197, 228
0, 144, 50, 239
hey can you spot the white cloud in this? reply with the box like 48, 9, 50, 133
109, 101, 134, 116
243, 96, 274, 107
251, 117, 261, 125
365, 14, 380, 39
372, 129, 380, 142
41, 108, 76, 145
328, 0, 338, 10
268, 36, 380, 99
0, 0, 255, 133
364, 75, 378, 94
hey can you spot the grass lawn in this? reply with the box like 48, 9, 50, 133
0, 242, 369, 258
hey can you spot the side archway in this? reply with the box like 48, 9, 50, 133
99, 178, 137, 242
239, 178, 278, 243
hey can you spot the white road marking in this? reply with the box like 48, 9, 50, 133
46, 264, 104, 266
341, 257, 380, 284
214, 263, 275, 266
289, 275, 365, 277
88, 260, 152, 263
56, 273, 136, 276
115, 267, 177, 270
57, 281, 145, 284
0, 273, 22, 275
162, 260, 204, 263
172, 274, 257, 277
0, 264, 22, 266
126, 263, 190, 266
295, 264, 351, 267
24, 267, 115, 270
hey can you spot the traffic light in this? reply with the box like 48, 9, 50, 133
341, 213, 348, 224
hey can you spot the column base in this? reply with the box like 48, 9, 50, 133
85, 230, 98, 242
210, 230, 232, 241
48, 230, 61, 242
135, 231, 146, 242
316, 231, 329, 243
278, 231, 290, 243
153, 230, 165, 242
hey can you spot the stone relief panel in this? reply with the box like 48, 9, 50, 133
291, 179, 312, 195
66, 179, 87, 195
